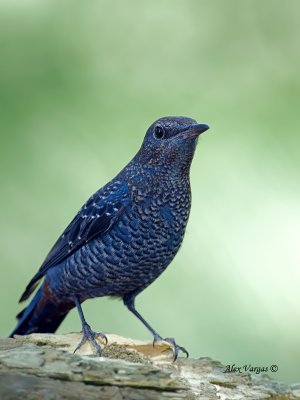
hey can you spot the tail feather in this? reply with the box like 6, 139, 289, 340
10, 284, 74, 337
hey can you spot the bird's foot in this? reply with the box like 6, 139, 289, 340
74, 323, 108, 355
153, 334, 189, 361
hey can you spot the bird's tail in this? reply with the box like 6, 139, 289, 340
9, 283, 74, 337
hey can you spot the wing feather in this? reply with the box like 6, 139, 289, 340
19, 184, 128, 302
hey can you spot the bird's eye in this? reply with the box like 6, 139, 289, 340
153, 125, 165, 139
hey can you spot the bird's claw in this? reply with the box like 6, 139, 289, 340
74, 323, 107, 355
153, 334, 189, 361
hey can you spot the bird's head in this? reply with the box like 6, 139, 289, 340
136, 116, 209, 174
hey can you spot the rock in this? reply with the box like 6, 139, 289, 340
0, 333, 298, 399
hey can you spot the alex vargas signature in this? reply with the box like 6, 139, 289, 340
224, 364, 278, 374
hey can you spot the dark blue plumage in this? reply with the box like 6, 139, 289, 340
10, 116, 209, 360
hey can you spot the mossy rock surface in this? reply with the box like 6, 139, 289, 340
0, 333, 298, 400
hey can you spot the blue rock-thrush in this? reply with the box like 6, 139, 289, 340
10, 116, 209, 360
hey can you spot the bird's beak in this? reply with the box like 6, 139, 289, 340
181, 123, 210, 139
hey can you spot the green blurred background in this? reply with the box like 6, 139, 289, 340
1, 0, 299, 384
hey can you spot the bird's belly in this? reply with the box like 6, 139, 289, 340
91, 204, 187, 294
49, 202, 189, 299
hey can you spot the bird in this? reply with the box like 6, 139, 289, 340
10, 116, 209, 360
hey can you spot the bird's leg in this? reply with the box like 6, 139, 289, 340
123, 294, 189, 361
74, 297, 107, 355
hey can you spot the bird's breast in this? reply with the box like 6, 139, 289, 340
129, 179, 191, 249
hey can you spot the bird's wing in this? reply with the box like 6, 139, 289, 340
19, 183, 129, 302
